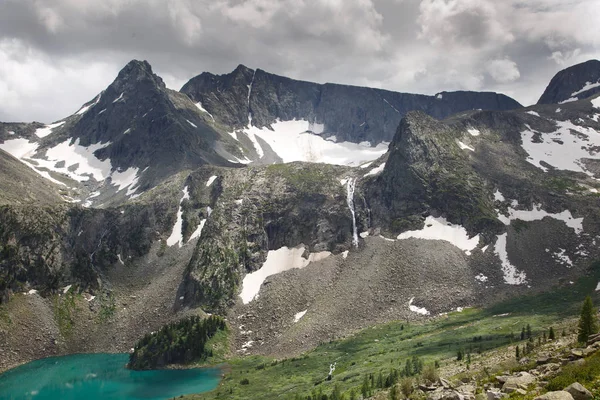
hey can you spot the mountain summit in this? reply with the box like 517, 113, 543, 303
537, 59, 600, 104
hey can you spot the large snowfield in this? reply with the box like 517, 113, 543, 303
520, 119, 600, 176
237, 120, 388, 166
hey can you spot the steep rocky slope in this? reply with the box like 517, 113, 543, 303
0, 149, 64, 206
538, 60, 600, 105
181, 65, 522, 144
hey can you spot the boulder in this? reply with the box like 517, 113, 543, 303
535, 391, 575, 400
502, 372, 535, 390
564, 383, 593, 400
570, 349, 584, 359
486, 390, 506, 400
586, 333, 600, 346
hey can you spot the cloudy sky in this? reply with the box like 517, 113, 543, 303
1, 0, 599, 123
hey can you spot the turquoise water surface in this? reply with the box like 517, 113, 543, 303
0, 353, 221, 400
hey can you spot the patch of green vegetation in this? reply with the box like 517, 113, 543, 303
544, 177, 582, 194
97, 292, 116, 323
52, 289, 78, 336
185, 263, 600, 400
546, 351, 600, 392
266, 164, 339, 194
129, 315, 227, 370
0, 304, 11, 325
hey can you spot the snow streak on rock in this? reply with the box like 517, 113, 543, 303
166, 186, 190, 248
494, 233, 527, 285
396, 216, 480, 252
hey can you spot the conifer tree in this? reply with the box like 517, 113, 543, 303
578, 296, 598, 343
526, 324, 532, 339
515, 345, 520, 360
549, 327, 555, 340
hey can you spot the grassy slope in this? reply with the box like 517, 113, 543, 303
186, 262, 600, 400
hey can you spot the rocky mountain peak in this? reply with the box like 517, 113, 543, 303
537, 59, 600, 104
112, 59, 166, 93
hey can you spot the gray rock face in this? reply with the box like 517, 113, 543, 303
564, 383, 593, 400
181, 66, 522, 144
535, 391, 575, 400
538, 60, 600, 104
43, 60, 240, 191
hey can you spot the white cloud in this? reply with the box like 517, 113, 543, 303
487, 58, 521, 83
0, 0, 599, 120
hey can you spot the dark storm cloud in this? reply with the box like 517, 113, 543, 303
0, 0, 599, 122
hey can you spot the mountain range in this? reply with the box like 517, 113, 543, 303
0, 58, 599, 373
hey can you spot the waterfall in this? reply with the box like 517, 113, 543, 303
346, 178, 359, 248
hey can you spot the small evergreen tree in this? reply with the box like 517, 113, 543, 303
549, 326, 555, 340
361, 375, 370, 398
526, 324, 532, 339
578, 296, 599, 344
456, 349, 463, 361
389, 384, 400, 400
515, 345, 520, 360
521, 327, 525, 340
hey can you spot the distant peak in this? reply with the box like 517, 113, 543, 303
114, 59, 164, 89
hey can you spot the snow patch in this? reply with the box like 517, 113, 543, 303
110, 167, 140, 196
458, 141, 475, 151
195, 102, 215, 121
436, 93, 443, 99
496, 202, 583, 234
206, 175, 217, 187
186, 119, 197, 128
467, 128, 480, 136
240, 246, 331, 304
571, 81, 600, 96
494, 190, 505, 202
552, 248, 573, 267
188, 219, 207, 242
41, 139, 112, 182
408, 298, 429, 315
559, 97, 577, 104
592, 97, 600, 109
0, 138, 38, 159
520, 121, 600, 176
27, 289, 38, 295
308, 120, 325, 134
342, 250, 349, 259
294, 310, 307, 322
76, 94, 101, 115
596, 282, 600, 291
166, 186, 190, 248
35, 121, 65, 138
556, 108, 562, 113
62, 284, 72, 294
117, 254, 125, 265
364, 163, 385, 177
396, 216, 480, 252
494, 233, 527, 285
112, 92, 124, 103
475, 273, 488, 282
481, 245, 489, 253
527, 111, 540, 117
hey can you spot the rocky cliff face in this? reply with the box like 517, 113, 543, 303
538, 60, 600, 104
181, 66, 522, 144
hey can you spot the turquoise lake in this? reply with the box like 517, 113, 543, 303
0, 353, 221, 400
